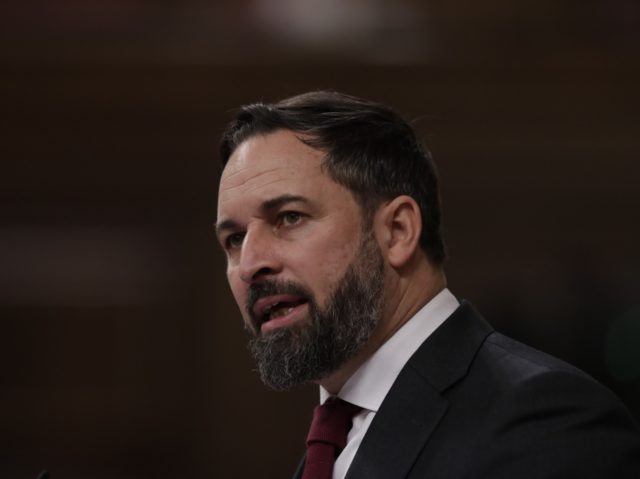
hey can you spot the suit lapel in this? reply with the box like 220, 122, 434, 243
345, 302, 493, 479
344, 366, 449, 479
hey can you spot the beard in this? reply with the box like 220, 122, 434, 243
245, 232, 385, 391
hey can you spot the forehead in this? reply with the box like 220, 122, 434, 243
217, 130, 339, 211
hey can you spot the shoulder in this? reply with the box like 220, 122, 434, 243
478, 331, 594, 385
455, 332, 640, 477
466, 331, 636, 433
384, 304, 640, 477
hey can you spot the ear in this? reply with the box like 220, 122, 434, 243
374, 195, 422, 269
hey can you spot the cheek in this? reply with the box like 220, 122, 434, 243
289, 234, 359, 300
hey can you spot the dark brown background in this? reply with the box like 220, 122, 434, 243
2, 1, 640, 478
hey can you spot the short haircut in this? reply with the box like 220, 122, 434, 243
219, 91, 446, 266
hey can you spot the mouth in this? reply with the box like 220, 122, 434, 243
252, 294, 309, 334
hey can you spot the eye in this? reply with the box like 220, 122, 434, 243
225, 232, 245, 250
280, 211, 304, 226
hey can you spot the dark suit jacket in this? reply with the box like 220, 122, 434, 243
293, 302, 640, 478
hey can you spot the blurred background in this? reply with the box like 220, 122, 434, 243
1, 1, 639, 478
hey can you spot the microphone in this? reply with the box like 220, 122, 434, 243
36, 471, 49, 479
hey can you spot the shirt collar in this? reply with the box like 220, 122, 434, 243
320, 288, 459, 411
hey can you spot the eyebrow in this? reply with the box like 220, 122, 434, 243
215, 194, 310, 237
262, 194, 310, 212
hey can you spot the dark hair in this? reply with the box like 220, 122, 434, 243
219, 91, 446, 266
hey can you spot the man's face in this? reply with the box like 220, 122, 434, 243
216, 129, 385, 389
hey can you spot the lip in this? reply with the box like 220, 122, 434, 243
260, 302, 309, 334
252, 294, 305, 319
252, 294, 308, 333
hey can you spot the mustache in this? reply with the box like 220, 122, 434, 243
245, 279, 313, 327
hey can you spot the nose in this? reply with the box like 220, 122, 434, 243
238, 227, 282, 283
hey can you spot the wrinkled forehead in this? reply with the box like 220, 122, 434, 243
217, 130, 329, 211
220, 155, 302, 193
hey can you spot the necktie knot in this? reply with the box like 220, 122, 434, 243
306, 397, 362, 450
302, 397, 362, 479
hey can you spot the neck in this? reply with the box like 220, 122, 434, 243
318, 261, 446, 395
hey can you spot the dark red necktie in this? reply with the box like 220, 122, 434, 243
302, 397, 362, 479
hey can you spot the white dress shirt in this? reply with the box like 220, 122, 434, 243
319, 288, 460, 479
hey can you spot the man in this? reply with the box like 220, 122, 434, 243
215, 91, 640, 478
